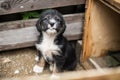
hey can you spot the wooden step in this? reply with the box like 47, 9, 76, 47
0, 13, 84, 51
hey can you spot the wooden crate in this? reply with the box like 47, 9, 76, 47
82, 0, 120, 61
0, 0, 120, 80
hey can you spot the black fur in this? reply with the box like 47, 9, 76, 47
36, 9, 76, 72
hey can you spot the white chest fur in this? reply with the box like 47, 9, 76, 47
36, 32, 60, 60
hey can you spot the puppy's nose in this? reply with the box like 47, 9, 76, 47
50, 23, 54, 26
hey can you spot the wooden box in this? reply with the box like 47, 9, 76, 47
82, 0, 120, 61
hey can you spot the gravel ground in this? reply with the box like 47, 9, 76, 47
0, 47, 83, 78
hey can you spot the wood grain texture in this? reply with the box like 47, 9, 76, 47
89, 57, 108, 68
0, 0, 85, 15
100, 0, 120, 14
81, 59, 95, 70
0, 13, 84, 31
0, 13, 84, 51
82, 0, 92, 61
1, 67, 120, 80
82, 0, 120, 61
76, 40, 82, 63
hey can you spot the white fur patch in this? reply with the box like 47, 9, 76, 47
46, 29, 57, 35
50, 74, 60, 80
50, 18, 56, 23
49, 65, 53, 71
48, 18, 57, 29
33, 65, 44, 73
36, 32, 60, 61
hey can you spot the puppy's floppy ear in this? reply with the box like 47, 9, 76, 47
36, 19, 41, 32
62, 21, 66, 33
58, 21, 66, 36
61, 22, 66, 34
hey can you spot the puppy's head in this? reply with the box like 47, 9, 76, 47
36, 9, 66, 35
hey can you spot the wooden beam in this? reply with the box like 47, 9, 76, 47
100, 0, 120, 14
89, 57, 108, 68
81, 59, 95, 70
1, 67, 120, 80
0, 0, 85, 15
0, 13, 84, 51
59, 67, 120, 80
76, 40, 82, 63
0, 13, 84, 31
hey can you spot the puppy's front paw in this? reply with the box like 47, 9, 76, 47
50, 74, 60, 80
49, 65, 53, 72
33, 65, 44, 73
35, 44, 40, 50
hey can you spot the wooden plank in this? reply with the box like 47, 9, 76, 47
89, 57, 108, 68
82, 0, 93, 62
1, 67, 120, 80
0, 13, 84, 51
81, 57, 109, 70
88, 53, 120, 68
76, 40, 82, 63
76, 40, 95, 70
81, 59, 95, 70
76, 40, 107, 70
0, 0, 85, 15
0, 13, 84, 31
100, 0, 120, 14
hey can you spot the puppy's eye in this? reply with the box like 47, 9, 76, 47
56, 18, 60, 21
43, 17, 48, 21
43, 15, 51, 21
55, 16, 60, 21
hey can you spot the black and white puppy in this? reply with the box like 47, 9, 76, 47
33, 9, 76, 74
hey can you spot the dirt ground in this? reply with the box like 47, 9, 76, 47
0, 47, 83, 78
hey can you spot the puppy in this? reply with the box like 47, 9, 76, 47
33, 9, 76, 74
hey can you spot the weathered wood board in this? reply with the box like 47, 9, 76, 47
0, 13, 84, 31
0, 0, 85, 15
76, 40, 109, 70
1, 67, 120, 80
100, 0, 120, 14
0, 13, 84, 51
